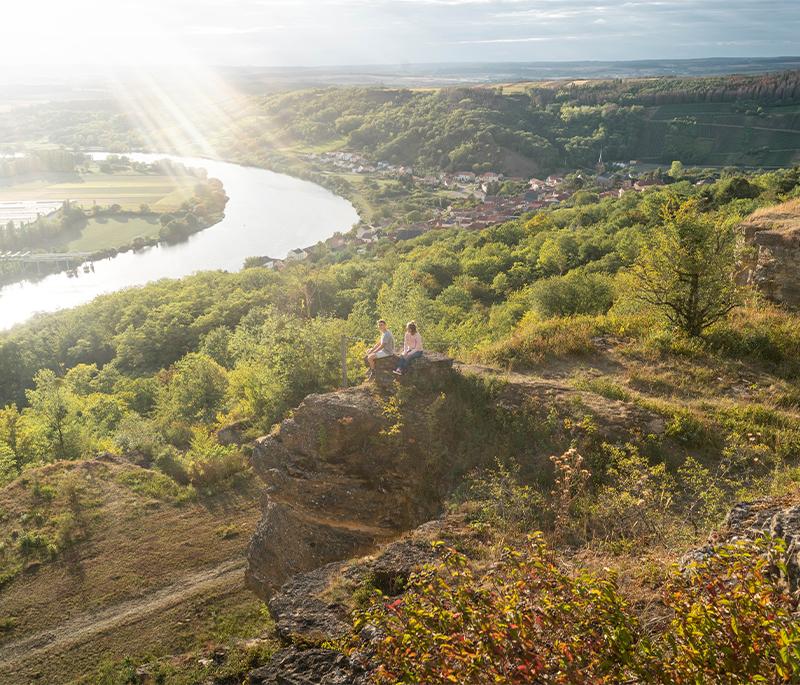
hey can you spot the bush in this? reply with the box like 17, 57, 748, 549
358, 535, 642, 685
528, 271, 615, 318
113, 414, 164, 460
479, 315, 605, 369
358, 536, 800, 685
181, 427, 247, 488
661, 537, 800, 683
465, 460, 544, 536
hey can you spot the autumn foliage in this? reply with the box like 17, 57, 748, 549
357, 535, 800, 684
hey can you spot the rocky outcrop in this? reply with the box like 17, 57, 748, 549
244, 352, 683, 684
247, 354, 670, 599
684, 492, 800, 592
267, 514, 475, 645
738, 199, 800, 308
250, 513, 476, 684
246, 355, 457, 599
455, 363, 667, 442
247, 647, 367, 685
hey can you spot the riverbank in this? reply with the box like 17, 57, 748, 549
0, 155, 359, 330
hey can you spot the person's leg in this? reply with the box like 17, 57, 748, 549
407, 350, 423, 367
367, 352, 377, 369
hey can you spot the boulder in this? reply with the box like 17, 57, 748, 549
247, 647, 367, 685
370, 351, 454, 388
684, 492, 800, 592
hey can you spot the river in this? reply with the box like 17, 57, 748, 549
0, 153, 359, 330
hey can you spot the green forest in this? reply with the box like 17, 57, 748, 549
2, 165, 799, 478
225, 70, 800, 174
3, 71, 800, 175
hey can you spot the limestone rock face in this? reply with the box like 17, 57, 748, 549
247, 647, 367, 685
267, 515, 473, 644
684, 493, 800, 593
370, 350, 454, 387
246, 375, 454, 599
738, 199, 800, 308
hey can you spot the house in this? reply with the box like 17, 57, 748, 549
455, 171, 476, 183
546, 175, 565, 186
286, 248, 309, 262
479, 172, 503, 183
596, 174, 615, 189
529, 177, 547, 191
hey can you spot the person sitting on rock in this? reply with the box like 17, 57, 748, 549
393, 321, 423, 376
365, 319, 395, 378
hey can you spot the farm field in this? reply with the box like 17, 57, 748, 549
61, 215, 163, 252
0, 172, 198, 212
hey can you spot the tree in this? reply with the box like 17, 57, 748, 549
668, 160, 684, 179
0, 404, 22, 474
631, 198, 741, 337
25, 369, 82, 460
161, 352, 228, 424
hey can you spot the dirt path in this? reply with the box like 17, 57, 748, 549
0, 557, 246, 670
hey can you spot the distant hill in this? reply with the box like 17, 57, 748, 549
228, 57, 800, 90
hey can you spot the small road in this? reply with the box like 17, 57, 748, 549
649, 119, 800, 135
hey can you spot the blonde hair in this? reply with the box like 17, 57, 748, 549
406, 321, 417, 334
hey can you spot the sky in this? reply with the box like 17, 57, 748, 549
1, 0, 798, 68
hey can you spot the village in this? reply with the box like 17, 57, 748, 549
250, 151, 713, 268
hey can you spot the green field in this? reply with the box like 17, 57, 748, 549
0, 172, 197, 211
62, 215, 163, 252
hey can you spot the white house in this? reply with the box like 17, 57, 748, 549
286, 248, 309, 262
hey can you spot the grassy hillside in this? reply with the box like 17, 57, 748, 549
0, 458, 272, 684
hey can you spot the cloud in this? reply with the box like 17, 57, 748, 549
183, 25, 278, 36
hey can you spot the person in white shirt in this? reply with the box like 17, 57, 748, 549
365, 319, 395, 378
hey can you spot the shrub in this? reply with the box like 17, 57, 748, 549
479, 315, 605, 369
358, 535, 643, 685
587, 444, 675, 543
358, 537, 800, 685
113, 414, 164, 460
661, 537, 800, 683
154, 446, 191, 485
182, 427, 247, 488
465, 459, 544, 536
528, 271, 615, 318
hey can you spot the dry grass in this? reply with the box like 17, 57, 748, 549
0, 459, 263, 685
741, 197, 800, 233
